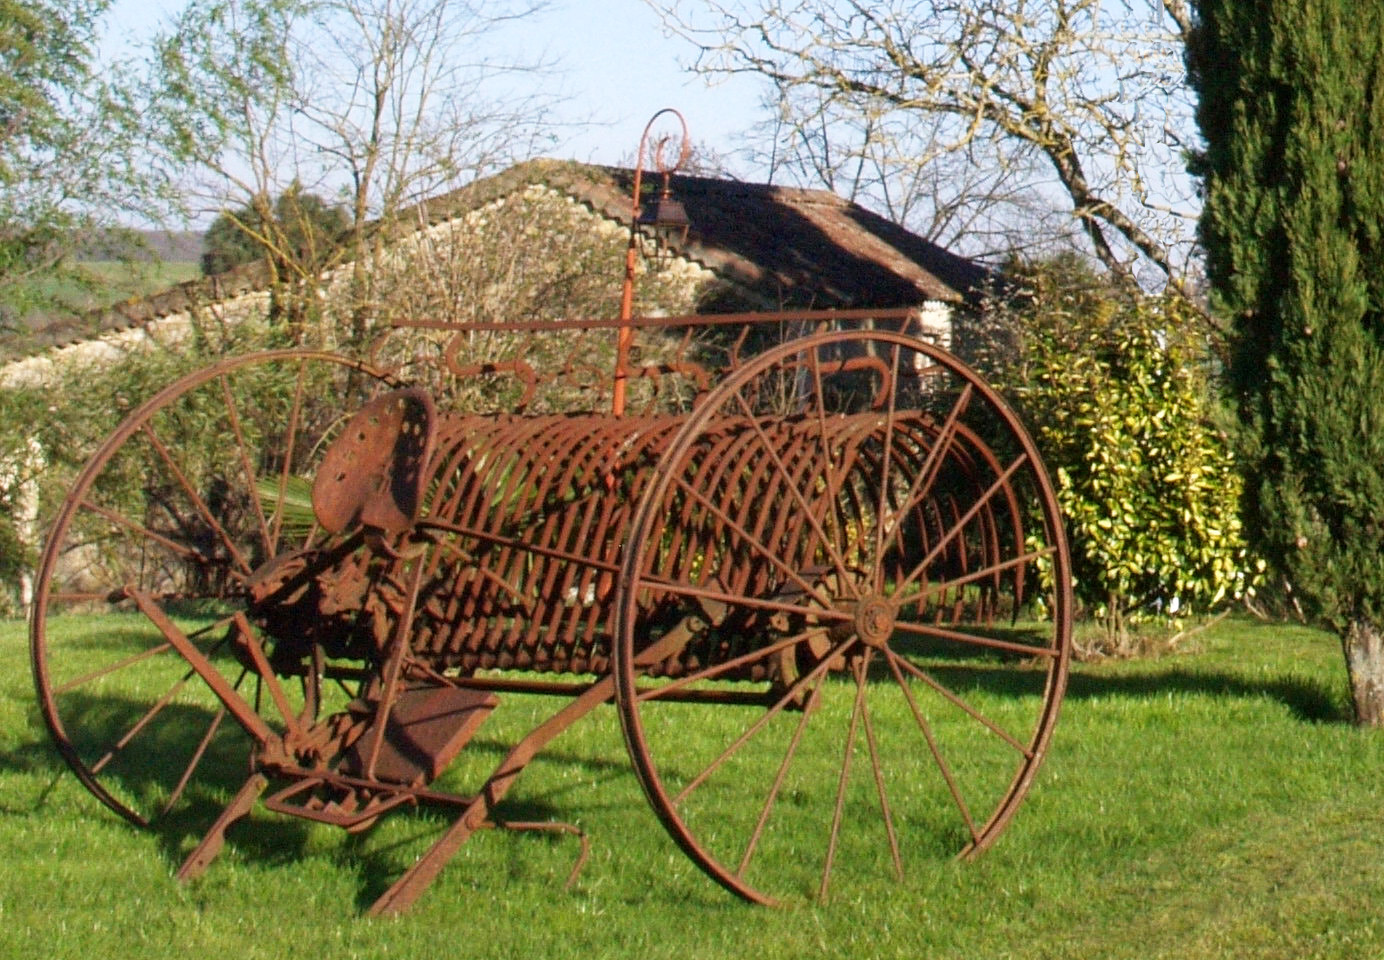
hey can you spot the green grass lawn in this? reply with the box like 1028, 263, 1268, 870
2, 614, 1382, 960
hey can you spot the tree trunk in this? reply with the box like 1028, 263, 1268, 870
1343, 618, 1384, 726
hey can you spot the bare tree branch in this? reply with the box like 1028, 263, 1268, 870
152, 0, 566, 335
650, 0, 1203, 303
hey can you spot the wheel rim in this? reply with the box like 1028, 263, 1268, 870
30, 350, 402, 827
615, 330, 1072, 904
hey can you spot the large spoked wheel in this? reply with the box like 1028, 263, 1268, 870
30, 350, 403, 828
614, 329, 1072, 905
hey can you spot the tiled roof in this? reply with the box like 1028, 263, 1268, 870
2, 160, 986, 363
423, 160, 988, 309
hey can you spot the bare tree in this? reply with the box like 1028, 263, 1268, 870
153, 0, 562, 336
753, 84, 1084, 262
650, 0, 1199, 292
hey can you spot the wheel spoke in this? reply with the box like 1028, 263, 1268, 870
668, 470, 835, 610
859, 664, 904, 881
88, 664, 199, 775
892, 618, 1060, 660
53, 639, 173, 696
736, 672, 827, 879
886, 383, 973, 552
271, 359, 311, 554
635, 628, 831, 703
819, 650, 871, 902
33, 351, 397, 828
77, 498, 210, 569
727, 389, 859, 598
871, 345, 903, 593
219, 373, 273, 559
886, 648, 1033, 757
885, 649, 980, 845
635, 574, 850, 631
671, 638, 856, 807
808, 349, 847, 574
52, 613, 237, 701
615, 329, 1071, 905
138, 423, 254, 577
160, 706, 227, 816
915, 545, 1057, 605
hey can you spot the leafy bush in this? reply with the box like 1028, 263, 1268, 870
973, 258, 1254, 654
202, 186, 349, 277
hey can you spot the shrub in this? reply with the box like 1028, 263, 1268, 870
202, 186, 349, 277
974, 259, 1253, 654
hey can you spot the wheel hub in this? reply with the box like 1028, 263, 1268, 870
853, 595, 896, 649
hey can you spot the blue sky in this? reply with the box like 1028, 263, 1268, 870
103, 0, 767, 169
533, 0, 764, 164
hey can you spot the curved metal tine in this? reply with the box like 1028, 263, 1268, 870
670, 637, 857, 807
884, 649, 981, 846
726, 388, 859, 600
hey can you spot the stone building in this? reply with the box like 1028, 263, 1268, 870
0, 160, 986, 608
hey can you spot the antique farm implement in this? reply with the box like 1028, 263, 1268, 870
29, 119, 1072, 914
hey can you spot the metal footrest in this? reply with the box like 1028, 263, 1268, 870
341, 682, 499, 786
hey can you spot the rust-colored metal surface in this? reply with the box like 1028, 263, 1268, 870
29, 323, 1072, 912
28, 115, 1071, 919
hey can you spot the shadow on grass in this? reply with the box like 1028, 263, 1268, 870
885, 623, 1346, 722
0, 734, 80, 815
916, 661, 1347, 724
3, 694, 651, 911
8, 655, 1348, 829
3, 642, 1350, 915
1065, 668, 1347, 722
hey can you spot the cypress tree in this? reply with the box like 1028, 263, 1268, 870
1189, 0, 1384, 724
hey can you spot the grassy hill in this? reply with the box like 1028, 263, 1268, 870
1, 231, 204, 360
80, 229, 204, 264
